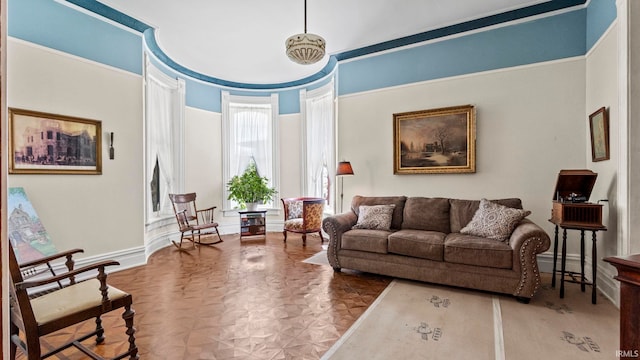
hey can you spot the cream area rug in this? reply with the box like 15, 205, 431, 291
322, 276, 619, 360
302, 246, 330, 266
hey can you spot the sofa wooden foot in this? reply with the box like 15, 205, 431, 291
516, 296, 531, 304
332, 267, 341, 272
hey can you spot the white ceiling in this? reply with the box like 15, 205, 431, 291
98, 0, 549, 85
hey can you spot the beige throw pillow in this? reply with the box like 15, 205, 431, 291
460, 198, 531, 241
352, 204, 396, 230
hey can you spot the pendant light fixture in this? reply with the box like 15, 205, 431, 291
285, 0, 326, 65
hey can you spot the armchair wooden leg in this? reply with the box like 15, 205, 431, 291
283, 231, 287, 242
95, 316, 105, 344
302, 234, 306, 245
318, 231, 324, 242
123, 304, 139, 360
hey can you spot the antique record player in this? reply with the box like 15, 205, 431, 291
550, 169, 603, 228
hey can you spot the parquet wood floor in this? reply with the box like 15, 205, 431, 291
15, 232, 391, 359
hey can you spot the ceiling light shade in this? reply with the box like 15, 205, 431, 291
336, 161, 354, 176
286, 33, 326, 65
286, 0, 325, 65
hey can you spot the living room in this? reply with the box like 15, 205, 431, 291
3, 0, 639, 358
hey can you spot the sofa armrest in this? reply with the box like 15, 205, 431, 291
508, 219, 551, 297
322, 212, 358, 270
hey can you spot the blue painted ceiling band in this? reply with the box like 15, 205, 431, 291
66, 0, 586, 90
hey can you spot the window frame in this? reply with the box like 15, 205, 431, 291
221, 91, 280, 215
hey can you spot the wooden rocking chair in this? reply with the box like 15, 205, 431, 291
169, 193, 223, 248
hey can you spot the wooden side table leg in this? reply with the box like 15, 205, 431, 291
592, 231, 598, 304
580, 229, 586, 292
560, 228, 567, 298
552, 225, 559, 288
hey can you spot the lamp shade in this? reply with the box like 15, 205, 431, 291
336, 161, 354, 176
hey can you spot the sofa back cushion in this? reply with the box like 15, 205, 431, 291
449, 198, 523, 233
401, 197, 451, 233
351, 195, 407, 230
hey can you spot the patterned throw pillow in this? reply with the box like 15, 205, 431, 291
352, 204, 396, 230
460, 198, 531, 241
288, 200, 303, 219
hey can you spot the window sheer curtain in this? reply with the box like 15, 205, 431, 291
228, 103, 274, 208
229, 103, 273, 180
145, 61, 184, 218
303, 82, 335, 210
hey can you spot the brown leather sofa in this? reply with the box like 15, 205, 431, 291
322, 195, 551, 303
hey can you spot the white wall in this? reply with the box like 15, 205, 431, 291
7, 39, 144, 257
585, 22, 620, 300
338, 58, 586, 238
184, 107, 222, 211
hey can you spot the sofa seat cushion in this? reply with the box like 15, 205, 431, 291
341, 229, 391, 254
388, 230, 445, 261
444, 233, 512, 269
401, 197, 451, 233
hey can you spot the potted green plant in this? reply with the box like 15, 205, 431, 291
227, 161, 277, 210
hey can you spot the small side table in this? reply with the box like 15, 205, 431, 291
550, 222, 606, 304
603, 255, 640, 357
239, 210, 267, 240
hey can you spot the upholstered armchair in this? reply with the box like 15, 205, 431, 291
281, 197, 325, 244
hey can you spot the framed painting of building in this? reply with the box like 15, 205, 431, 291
393, 105, 476, 174
9, 108, 102, 174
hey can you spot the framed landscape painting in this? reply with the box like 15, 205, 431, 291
9, 108, 102, 174
393, 105, 476, 174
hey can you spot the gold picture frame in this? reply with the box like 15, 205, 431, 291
9, 108, 102, 174
589, 107, 609, 162
393, 105, 476, 174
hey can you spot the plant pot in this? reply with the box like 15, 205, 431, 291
246, 202, 259, 211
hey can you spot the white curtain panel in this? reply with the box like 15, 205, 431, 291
229, 103, 274, 205
305, 92, 333, 200
145, 61, 183, 216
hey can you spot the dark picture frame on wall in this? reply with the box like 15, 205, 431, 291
588, 106, 610, 162
9, 108, 102, 174
393, 104, 476, 174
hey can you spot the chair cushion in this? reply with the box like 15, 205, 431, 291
284, 218, 304, 231
444, 233, 513, 269
341, 229, 391, 254
31, 279, 129, 325
460, 199, 530, 241
388, 229, 445, 261
352, 204, 396, 230
288, 200, 303, 219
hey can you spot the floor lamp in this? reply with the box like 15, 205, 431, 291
336, 161, 354, 213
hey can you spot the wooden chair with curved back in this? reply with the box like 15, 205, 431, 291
169, 192, 223, 249
8, 241, 138, 360
281, 197, 326, 245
